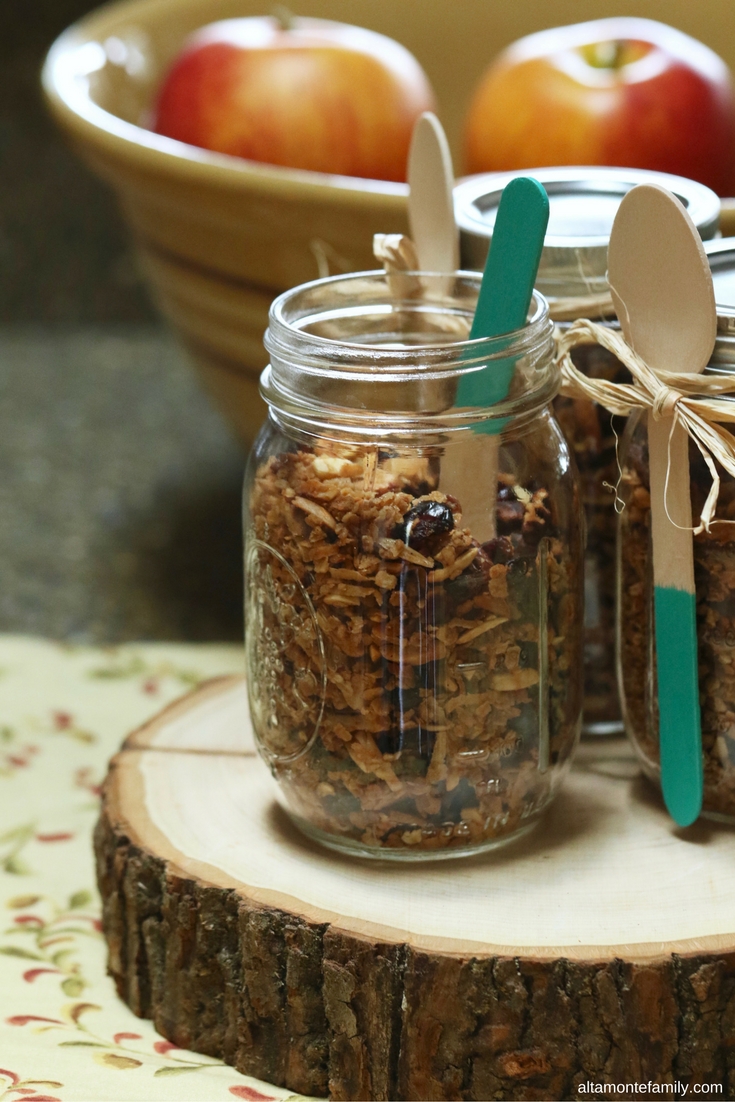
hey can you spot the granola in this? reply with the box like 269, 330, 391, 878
554, 330, 629, 731
246, 444, 582, 853
619, 422, 735, 818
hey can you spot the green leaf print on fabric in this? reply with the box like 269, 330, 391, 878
0, 726, 40, 779
0, 1069, 63, 1102
0, 635, 297, 1101
87, 651, 208, 695
2, 891, 100, 992
0, 824, 36, 875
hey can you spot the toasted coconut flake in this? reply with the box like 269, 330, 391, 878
457, 616, 508, 644
490, 669, 540, 691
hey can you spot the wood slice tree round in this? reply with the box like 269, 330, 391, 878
95, 677, 735, 1101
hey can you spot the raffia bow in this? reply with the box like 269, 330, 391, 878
556, 319, 735, 533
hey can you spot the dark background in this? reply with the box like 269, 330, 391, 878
0, 0, 244, 642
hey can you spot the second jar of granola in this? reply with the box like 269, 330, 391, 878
456, 167, 720, 734
618, 238, 735, 821
244, 270, 584, 859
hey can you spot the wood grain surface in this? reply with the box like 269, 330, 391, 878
96, 676, 735, 1100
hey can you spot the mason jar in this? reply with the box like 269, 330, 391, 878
456, 167, 720, 736
618, 241, 735, 821
243, 271, 584, 860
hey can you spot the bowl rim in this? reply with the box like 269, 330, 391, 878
41, 0, 409, 208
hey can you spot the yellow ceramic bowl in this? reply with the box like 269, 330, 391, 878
42, 0, 427, 444
43, 0, 735, 444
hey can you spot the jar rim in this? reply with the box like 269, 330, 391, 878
261, 270, 557, 439
265, 270, 552, 375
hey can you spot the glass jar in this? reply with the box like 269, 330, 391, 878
617, 411, 735, 821
456, 167, 720, 736
619, 239, 735, 821
243, 271, 584, 860
553, 317, 628, 735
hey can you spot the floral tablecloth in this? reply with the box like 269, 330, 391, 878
0, 635, 314, 1102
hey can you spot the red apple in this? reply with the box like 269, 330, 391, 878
463, 18, 735, 196
151, 15, 436, 182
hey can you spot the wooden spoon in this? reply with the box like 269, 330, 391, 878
608, 183, 717, 827
407, 112, 459, 279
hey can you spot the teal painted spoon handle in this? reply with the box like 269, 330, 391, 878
455, 176, 549, 415
440, 176, 548, 542
649, 411, 703, 826
654, 586, 703, 825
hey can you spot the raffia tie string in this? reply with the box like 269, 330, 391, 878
372, 234, 470, 337
548, 291, 615, 322
373, 233, 422, 299
556, 318, 735, 534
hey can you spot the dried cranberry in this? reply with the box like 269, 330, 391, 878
481, 536, 515, 564
393, 498, 454, 551
496, 499, 525, 533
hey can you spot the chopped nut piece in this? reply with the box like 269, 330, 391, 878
429, 547, 479, 582
292, 495, 337, 529
401, 829, 422, 845
376, 537, 434, 569
313, 454, 361, 479
397, 545, 435, 569
490, 669, 540, 691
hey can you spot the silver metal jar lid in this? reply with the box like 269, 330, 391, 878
705, 239, 735, 340
455, 167, 721, 297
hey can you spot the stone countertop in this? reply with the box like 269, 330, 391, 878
0, 326, 247, 643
